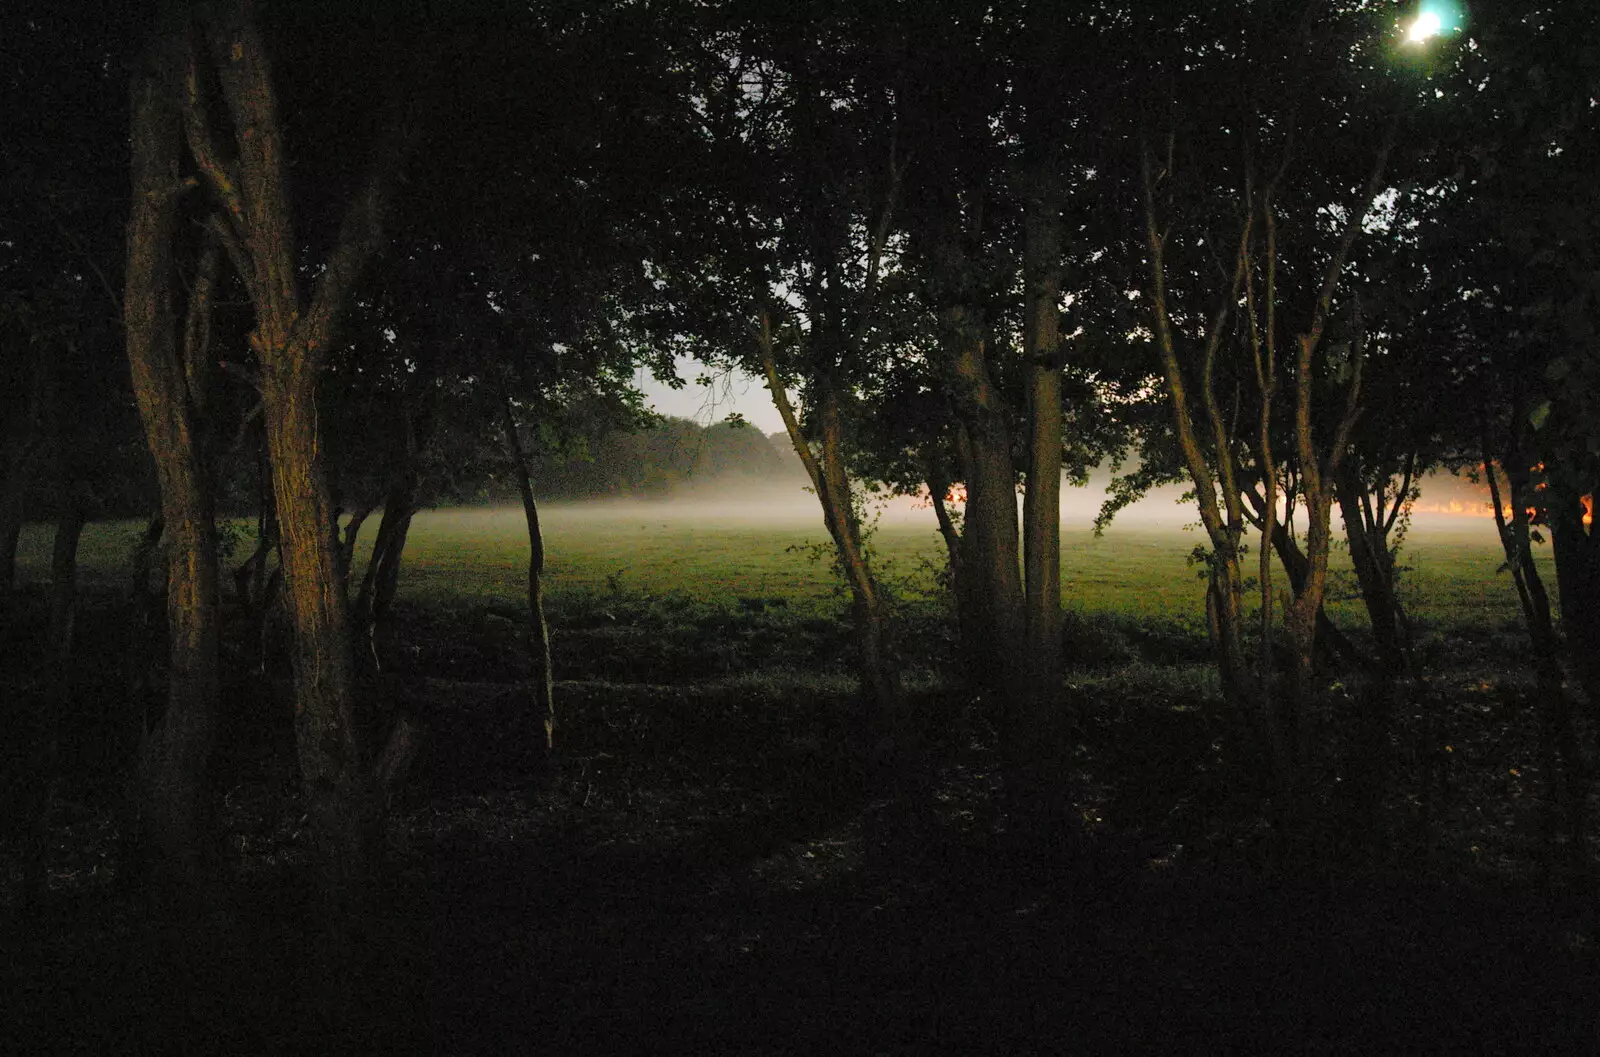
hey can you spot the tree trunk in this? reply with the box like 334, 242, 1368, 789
1488, 438, 1585, 864
1552, 494, 1600, 705
352, 493, 415, 671
1266, 520, 1364, 671
0, 490, 22, 595
0, 337, 51, 596
194, 0, 414, 900
262, 364, 377, 897
0, 464, 31, 596
926, 461, 975, 664
757, 317, 906, 760
1017, 168, 1068, 826
1547, 491, 1596, 863
1331, 463, 1409, 851
946, 309, 1026, 708
338, 501, 375, 594
1140, 141, 1286, 793
47, 499, 86, 662
500, 395, 556, 770
354, 401, 438, 637
125, 32, 221, 895
927, 469, 962, 577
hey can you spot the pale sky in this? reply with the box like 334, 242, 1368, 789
636, 355, 788, 435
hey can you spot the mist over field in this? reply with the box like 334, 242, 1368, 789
499, 463, 1500, 537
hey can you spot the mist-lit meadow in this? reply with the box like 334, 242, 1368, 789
22, 489, 1545, 636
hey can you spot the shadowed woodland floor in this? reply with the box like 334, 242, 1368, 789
4, 587, 1599, 1053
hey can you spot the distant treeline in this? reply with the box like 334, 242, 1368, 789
519, 418, 805, 502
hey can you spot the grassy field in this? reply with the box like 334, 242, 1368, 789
18, 501, 1545, 633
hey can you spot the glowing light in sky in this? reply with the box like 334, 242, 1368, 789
1404, 2, 1465, 45
1407, 11, 1442, 42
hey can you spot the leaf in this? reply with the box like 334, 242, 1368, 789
1528, 399, 1552, 431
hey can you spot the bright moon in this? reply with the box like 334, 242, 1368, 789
1407, 11, 1442, 42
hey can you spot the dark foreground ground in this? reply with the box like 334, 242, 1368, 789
4, 588, 1599, 1054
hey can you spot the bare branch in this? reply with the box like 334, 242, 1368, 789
1304, 118, 1397, 349
180, 32, 246, 230
204, 210, 252, 289
1142, 137, 1228, 546
300, 122, 409, 362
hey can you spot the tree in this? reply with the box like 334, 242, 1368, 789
123, 0, 425, 898
1130, 3, 1429, 815
1414, 0, 1600, 861
673, 9, 916, 768
125, 21, 223, 895
893, 1, 1133, 825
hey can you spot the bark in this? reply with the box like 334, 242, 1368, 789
1552, 496, 1600, 707
0, 486, 23, 594
500, 395, 556, 766
126, 30, 220, 893
1262, 520, 1364, 670
354, 493, 414, 630
821, 387, 905, 744
925, 460, 982, 692
1332, 458, 1414, 849
927, 469, 962, 578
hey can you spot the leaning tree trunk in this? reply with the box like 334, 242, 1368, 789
1486, 444, 1582, 862
819, 387, 905, 743
354, 400, 440, 657
125, 32, 221, 895
757, 314, 906, 757
499, 394, 556, 770
925, 458, 976, 666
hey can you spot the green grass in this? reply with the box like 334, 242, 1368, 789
15, 503, 1546, 630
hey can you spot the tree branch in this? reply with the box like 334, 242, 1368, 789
300, 114, 412, 362
180, 31, 246, 231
